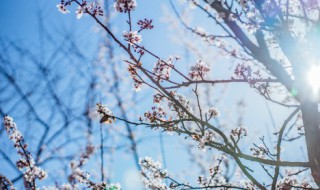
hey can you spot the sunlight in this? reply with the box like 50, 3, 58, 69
307, 65, 320, 96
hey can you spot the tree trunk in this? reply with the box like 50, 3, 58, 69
301, 101, 320, 185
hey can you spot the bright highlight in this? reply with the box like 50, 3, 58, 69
307, 65, 320, 96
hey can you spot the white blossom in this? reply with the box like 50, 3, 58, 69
123, 31, 142, 44
139, 157, 168, 190
75, 6, 84, 19
168, 92, 193, 118
208, 106, 220, 118
114, 0, 137, 13
56, 4, 70, 14
189, 60, 210, 80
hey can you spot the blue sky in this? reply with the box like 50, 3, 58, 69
0, 1, 194, 189
0, 0, 310, 189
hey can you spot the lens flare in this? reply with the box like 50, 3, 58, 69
307, 65, 320, 96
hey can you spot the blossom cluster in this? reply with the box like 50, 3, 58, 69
153, 59, 173, 82
234, 63, 263, 82
168, 92, 193, 118
207, 106, 220, 119
234, 63, 252, 79
96, 103, 115, 124
56, 2, 70, 14
230, 125, 247, 139
192, 130, 216, 151
197, 156, 227, 187
3, 116, 47, 186
114, 0, 137, 13
127, 64, 143, 91
137, 19, 154, 31
277, 176, 312, 189
139, 157, 168, 190
189, 60, 211, 80
250, 144, 268, 158
144, 105, 167, 123
67, 144, 117, 189
78, 144, 95, 167
41, 143, 120, 190
68, 163, 91, 186
56, 1, 103, 19
123, 31, 142, 45
0, 174, 15, 190
153, 93, 165, 104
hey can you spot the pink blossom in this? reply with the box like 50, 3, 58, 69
114, 0, 137, 13
189, 60, 210, 80
123, 31, 142, 44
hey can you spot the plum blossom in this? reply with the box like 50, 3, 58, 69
56, 1, 103, 18
144, 105, 167, 123
234, 63, 251, 79
76, 6, 84, 19
231, 125, 247, 140
168, 92, 193, 118
3, 116, 47, 185
67, 145, 115, 189
0, 175, 15, 190
194, 131, 215, 151
278, 176, 313, 189
96, 103, 115, 124
127, 64, 143, 91
24, 167, 47, 183
123, 31, 142, 44
208, 106, 220, 118
153, 59, 173, 81
56, 4, 70, 14
153, 93, 165, 104
114, 0, 137, 13
189, 60, 210, 80
137, 19, 154, 31
139, 157, 168, 190
86, 2, 103, 17
250, 144, 267, 158
195, 156, 228, 187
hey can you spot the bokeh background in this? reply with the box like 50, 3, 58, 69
0, 0, 307, 189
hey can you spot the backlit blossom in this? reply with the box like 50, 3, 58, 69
137, 19, 154, 31
153, 59, 173, 81
127, 64, 143, 92
76, 6, 84, 19
96, 103, 115, 124
3, 116, 47, 184
168, 92, 193, 118
189, 60, 210, 80
208, 106, 220, 118
56, 4, 70, 14
144, 105, 167, 123
139, 157, 168, 190
195, 131, 215, 151
86, 2, 103, 16
234, 63, 251, 79
231, 125, 247, 139
250, 144, 267, 158
123, 31, 142, 44
114, 0, 137, 13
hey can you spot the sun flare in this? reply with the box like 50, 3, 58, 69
307, 65, 320, 95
